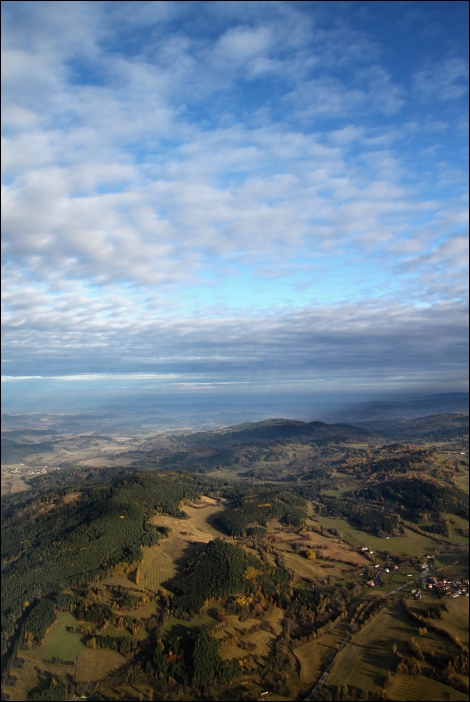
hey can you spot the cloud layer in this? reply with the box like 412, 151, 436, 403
1, 1, 468, 394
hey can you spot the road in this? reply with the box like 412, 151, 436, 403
302, 583, 410, 700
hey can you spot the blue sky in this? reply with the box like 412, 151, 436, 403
1, 1, 468, 406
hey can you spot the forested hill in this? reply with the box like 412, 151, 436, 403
353, 413, 469, 442
178, 418, 371, 446
1, 437, 55, 464
1, 470, 212, 656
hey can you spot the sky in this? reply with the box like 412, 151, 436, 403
1, 1, 469, 412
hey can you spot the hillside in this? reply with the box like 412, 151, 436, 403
355, 413, 469, 442
1, 414, 468, 702
179, 418, 371, 446
1, 437, 55, 464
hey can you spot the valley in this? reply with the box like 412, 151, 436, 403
1, 411, 468, 701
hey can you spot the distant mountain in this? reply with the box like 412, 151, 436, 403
180, 418, 370, 446
353, 413, 469, 442
321, 392, 469, 423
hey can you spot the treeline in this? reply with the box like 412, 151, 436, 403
401, 598, 468, 653
87, 633, 136, 656
394, 640, 469, 695
27, 682, 67, 701
21, 598, 56, 647
78, 602, 113, 624
218, 489, 307, 536
141, 523, 169, 547
55, 592, 81, 611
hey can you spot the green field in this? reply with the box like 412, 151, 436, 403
387, 672, 468, 701
103, 624, 131, 638
1, 471, 30, 495
282, 551, 351, 579
125, 599, 157, 619
164, 610, 218, 640
322, 484, 363, 498
327, 601, 459, 694
409, 592, 469, 645
435, 552, 469, 577
422, 514, 470, 545
314, 515, 438, 555
34, 611, 85, 661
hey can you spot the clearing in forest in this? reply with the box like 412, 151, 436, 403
215, 608, 284, 661
75, 648, 126, 683
276, 522, 369, 565
164, 612, 218, 641
33, 611, 85, 662
141, 500, 228, 592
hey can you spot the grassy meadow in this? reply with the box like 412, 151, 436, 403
326, 601, 460, 695
75, 648, 126, 684
313, 515, 439, 555
33, 611, 85, 662
387, 673, 468, 701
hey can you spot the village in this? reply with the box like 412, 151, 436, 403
356, 545, 469, 598
23, 465, 62, 476
425, 575, 470, 598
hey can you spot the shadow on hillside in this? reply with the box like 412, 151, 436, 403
160, 539, 207, 589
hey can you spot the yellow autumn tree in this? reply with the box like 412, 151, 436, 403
243, 566, 261, 580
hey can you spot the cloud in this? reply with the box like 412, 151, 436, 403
2, 288, 468, 386
1, 1, 468, 395
413, 57, 469, 102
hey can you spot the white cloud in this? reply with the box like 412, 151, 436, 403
1, 1, 468, 391
413, 57, 469, 102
